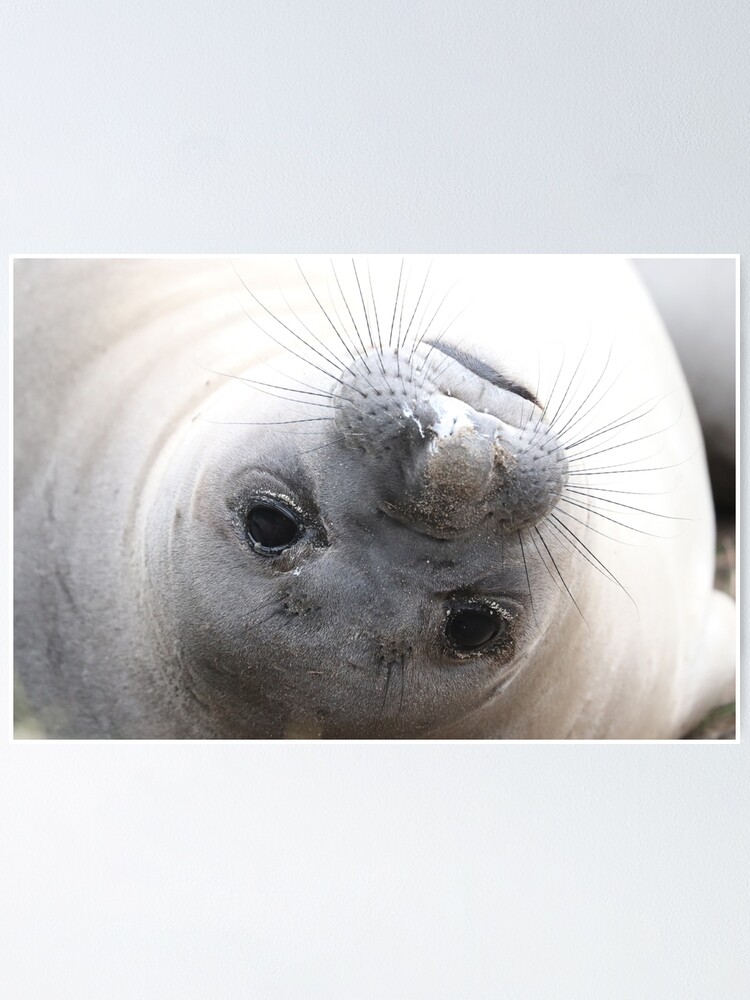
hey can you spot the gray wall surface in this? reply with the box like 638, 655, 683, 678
3, 3, 747, 998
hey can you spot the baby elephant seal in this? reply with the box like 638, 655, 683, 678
13, 256, 735, 738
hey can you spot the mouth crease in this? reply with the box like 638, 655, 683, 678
424, 341, 541, 408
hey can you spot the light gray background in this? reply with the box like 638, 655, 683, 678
2, 3, 747, 998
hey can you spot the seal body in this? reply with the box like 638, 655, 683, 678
14, 256, 735, 738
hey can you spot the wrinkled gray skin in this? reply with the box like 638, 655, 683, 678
14, 256, 735, 739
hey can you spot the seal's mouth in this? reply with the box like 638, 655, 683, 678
425, 341, 541, 409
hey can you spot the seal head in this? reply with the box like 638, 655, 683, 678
141, 340, 568, 738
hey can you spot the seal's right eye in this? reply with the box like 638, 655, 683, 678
246, 501, 300, 553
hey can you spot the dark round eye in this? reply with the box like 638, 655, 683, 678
446, 606, 506, 652
246, 501, 300, 552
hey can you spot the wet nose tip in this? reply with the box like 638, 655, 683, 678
421, 423, 495, 500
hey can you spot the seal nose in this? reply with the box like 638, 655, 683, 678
402, 395, 497, 532
333, 348, 565, 538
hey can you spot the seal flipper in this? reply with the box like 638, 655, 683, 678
675, 589, 736, 736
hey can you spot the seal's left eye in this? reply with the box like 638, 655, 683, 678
246, 502, 300, 552
446, 605, 506, 653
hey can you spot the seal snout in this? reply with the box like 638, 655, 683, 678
333, 348, 566, 538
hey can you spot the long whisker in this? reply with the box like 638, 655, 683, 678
294, 258, 359, 365
294, 436, 347, 457
324, 271, 366, 364
546, 340, 590, 430
564, 486, 690, 520
400, 261, 432, 354
410, 280, 462, 360
540, 346, 567, 422
553, 505, 644, 546
198, 416, 334, 427
279, 282, 387, 401
352, 258, 386, 377
563, 395, 671, 453
518, 531, 538, 626
564, 483, 674, 498
232, 264, 346, 384
547, 513, 638, 615
197, 362, 344, 410
192, 358, 335, 400
330, 257, 372, 369
367, 258, 385, 361
554, 358, 632, 445
233, 292, 345, 389
388, 259, 405, 351
557, 497, 675, 538
563, 444, 700, 476
277, 287, 358, 382
533, 525, 589, 629
552, 345, 614, 440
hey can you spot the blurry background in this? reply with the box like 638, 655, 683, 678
635, 257, 736, 514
